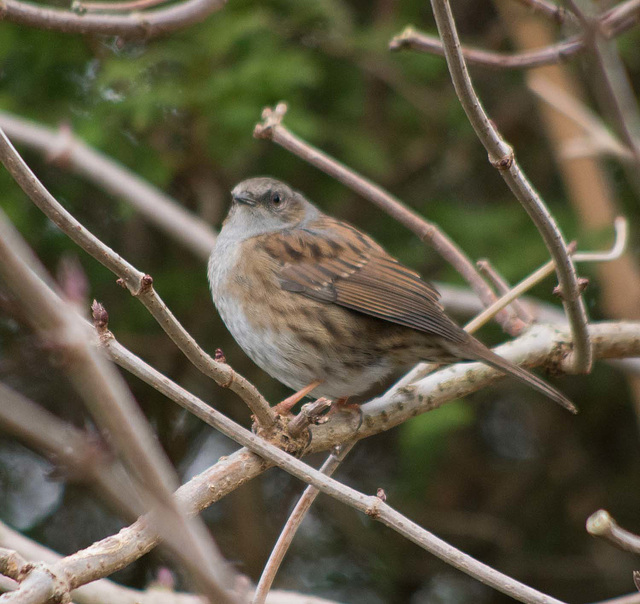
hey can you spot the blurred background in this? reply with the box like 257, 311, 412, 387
1, 0, 640, 602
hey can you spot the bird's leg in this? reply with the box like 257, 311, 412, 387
274, 380, 323, 415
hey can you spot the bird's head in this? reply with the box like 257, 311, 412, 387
222, 177, 318, 238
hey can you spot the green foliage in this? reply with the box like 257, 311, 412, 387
398, 401, 474, 498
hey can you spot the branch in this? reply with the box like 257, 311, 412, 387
428, 0, 592, 374
476, 258, 536, 324
253, 103, 524, 336
8, 318, 639, 604
0, 0, 226, 38
0, 523, 340, 604
252, 442, 356, 604
587, 510, 640, 555
389, 0, 640, 70
0, 126, 275, 430
528, 76, 635, 163
564, 0, 640, 184
390, 27, 583, 69
465, 217, 627, 335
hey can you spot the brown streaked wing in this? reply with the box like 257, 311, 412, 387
263, 217, 466, 343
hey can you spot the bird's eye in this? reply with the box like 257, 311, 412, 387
271, 192, 282, 206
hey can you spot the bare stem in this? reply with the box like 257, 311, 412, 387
252, 442, 356, 604
587, 510, 640, 554
390, 27, 583, 69
476, 259, 535, 324
428, 0, 592, 374
389, 0, 640, 70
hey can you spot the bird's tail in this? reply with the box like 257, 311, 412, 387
461, 337, 577, 414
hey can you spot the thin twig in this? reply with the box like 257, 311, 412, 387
476, 259, 536, 324
0, 210, 240, 604
252, 442, 356, 604
0, 126, 275, 430
587, 510, 640, 554
0, 112, 217, 260
390, 26, 583, 69
0, 0, 227, 38
389, 0, 640, 70
564, 0, 640, 192
428, 0, 592, 374
253, 103, 523, 336
465, 217, 627, 333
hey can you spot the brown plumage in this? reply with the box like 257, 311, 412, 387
208, 177, 576, 414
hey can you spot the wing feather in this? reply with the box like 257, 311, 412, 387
261, 216, 466, 343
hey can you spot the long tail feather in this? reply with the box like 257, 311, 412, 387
462, 337, 577, 414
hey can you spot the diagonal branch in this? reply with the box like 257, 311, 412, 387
252, 442, 356, 604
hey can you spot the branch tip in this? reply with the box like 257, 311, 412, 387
253, 103, 288, 140
91, 299, 109, 331
586, 509, 613, 535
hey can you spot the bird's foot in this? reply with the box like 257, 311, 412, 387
328, 397, 363, 430
273, 380, 322, 415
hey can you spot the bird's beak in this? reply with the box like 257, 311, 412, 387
232, 193, 256, 206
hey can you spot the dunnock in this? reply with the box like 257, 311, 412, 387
208, 177, 575, 415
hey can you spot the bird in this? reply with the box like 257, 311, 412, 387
208, 177, 576, 416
